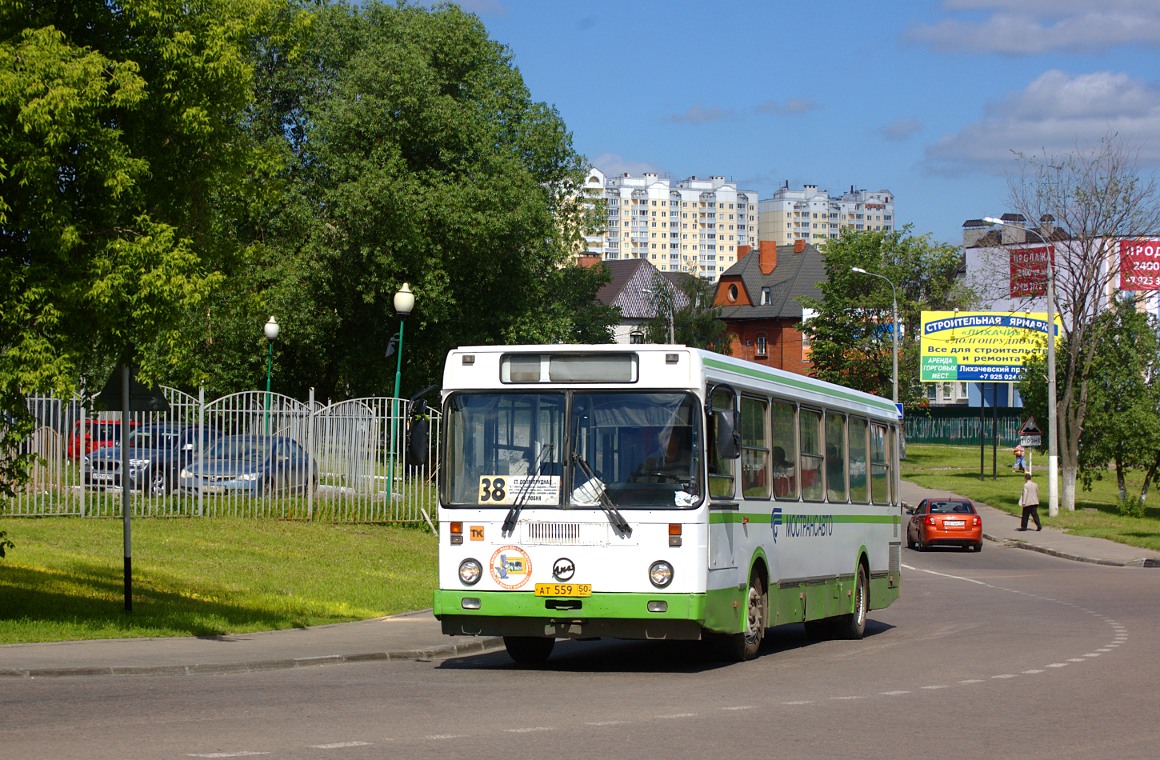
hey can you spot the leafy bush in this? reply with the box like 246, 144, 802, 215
1117, 496, 1146, 519
0, 529, 13, 557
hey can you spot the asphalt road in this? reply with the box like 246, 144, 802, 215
3, 541, 1157, 760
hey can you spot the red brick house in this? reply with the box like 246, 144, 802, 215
713, 240, 824, 374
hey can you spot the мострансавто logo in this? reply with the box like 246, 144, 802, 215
771, 508, 834, 542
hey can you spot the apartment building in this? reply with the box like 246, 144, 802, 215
582, 169, 758, 279
757, 183, 894, 246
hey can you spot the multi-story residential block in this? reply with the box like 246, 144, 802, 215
582, 169, 758, 278
757, 183, 894, 246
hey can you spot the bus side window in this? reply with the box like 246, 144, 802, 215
707, 386, 737, 498
826, 411, 847, 503
799, 408, 823, 501
849, 416, 869, 504
772, 399, 798, 499
740, 396, 769, 499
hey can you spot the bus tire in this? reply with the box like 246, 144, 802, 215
834, 564, 869, 640
503, 636, 555, 664
723, 573, 767, 661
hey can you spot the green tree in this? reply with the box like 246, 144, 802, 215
190, 1, 606, 400
1, 0, 279, 489
643, 275, 730, 351
1020, 297, 1160, 512
1002, 134, 1160, 511
800, 227, 975, 405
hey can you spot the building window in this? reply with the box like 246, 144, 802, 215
629, 331, 644, 344
760, 287, 771, 305
756, 336, 767, 356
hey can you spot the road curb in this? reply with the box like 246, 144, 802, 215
982, 532, 1159, 568
0, 637, 506, 679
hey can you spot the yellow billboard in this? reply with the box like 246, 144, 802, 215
920, 311, 1059, 383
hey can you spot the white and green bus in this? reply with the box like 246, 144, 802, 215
431, 344, 902, 663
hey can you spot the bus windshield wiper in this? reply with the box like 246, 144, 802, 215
570, 452, 632, 536
502, 443, 553, 535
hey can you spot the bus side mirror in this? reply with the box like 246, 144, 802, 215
715, 410, 741, 459
408, 400, 429, 466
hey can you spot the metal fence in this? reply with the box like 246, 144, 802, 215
3, 388, 440, 529
905, 409, 1021, 446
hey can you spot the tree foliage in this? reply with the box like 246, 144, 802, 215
1, 0, 278, 490
642, 275, 730, 351
800, 227, 975, 405
1004, 133, 1160, 511
1019, 297, 1160, 512
181, 0, 608, 401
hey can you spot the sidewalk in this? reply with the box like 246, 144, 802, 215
4, 484, 1158, 679
0, 610, 500, 679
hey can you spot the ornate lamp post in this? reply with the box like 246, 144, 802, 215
263, 316, 280, 435
388, 284, 415, 502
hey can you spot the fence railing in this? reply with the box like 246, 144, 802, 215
3, 388, 440, 528
905, 409, 1021, 447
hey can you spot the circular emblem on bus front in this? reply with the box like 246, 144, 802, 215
552, 557, 575, 582
490, 545, 532, 590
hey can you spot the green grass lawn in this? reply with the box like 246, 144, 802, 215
902, 444, 1160, 552
0, 517, 437, 644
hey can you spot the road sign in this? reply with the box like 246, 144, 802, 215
1020, 434, 1042, 448
1018, 416, 1041, 436
96, 364, 170, 413
896, 403, 904, 421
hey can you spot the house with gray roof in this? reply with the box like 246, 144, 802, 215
712, 240, 824, 374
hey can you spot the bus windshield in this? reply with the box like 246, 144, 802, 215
444, 391, 702, 510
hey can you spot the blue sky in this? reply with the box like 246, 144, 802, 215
457, 0, 1160, 246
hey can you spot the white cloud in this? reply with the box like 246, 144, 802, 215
755, 98, 822, 116
588, 153, 667, 177
880, 118, 923, 141
670, 104, 732, 124
923, 70, 1160, 175
907, 7, 1160, 54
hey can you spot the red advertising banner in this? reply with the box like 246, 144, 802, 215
1009, 245, 1052, 299
1119, 239, 1160, 291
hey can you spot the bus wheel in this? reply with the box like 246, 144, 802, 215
834, 564, 869, 640
723, 574, 767, 661
503, 636, 555, 664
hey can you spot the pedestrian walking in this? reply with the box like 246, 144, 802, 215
1013, 443, 1025, 472
1018, 472, 1042, 531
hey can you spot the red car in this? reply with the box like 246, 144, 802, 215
907, 498, 983, 552
67, 419, 135, 459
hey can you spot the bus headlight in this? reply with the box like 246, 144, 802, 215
649, 560, 674, 588
459, 558, 483, 586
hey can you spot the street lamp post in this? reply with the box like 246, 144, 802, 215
388, 283, 415, 503
642, 286, 675, 344
851, 268, 899, 410
263, 316, 280, 435
984, 217, 1059, 517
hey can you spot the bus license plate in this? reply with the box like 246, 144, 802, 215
534, 583, 591, 597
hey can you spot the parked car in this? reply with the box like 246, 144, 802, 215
178, 435, 317, 496
907, 497, 983, 552
67, 419, 136, 459
85, 424, 220, 495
